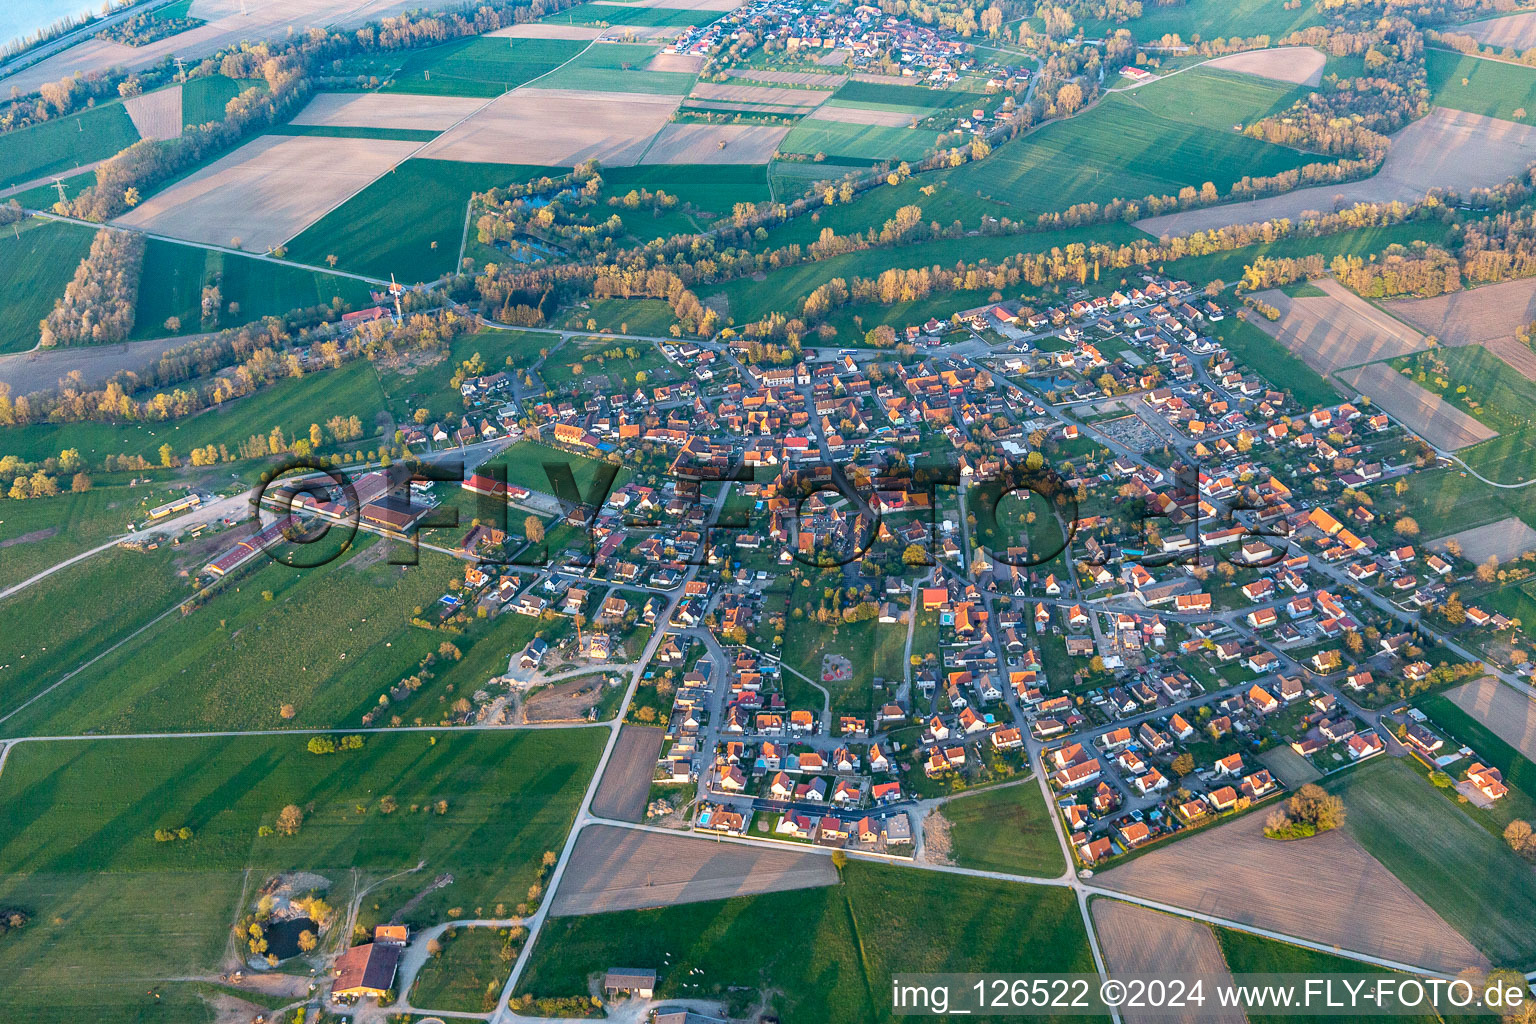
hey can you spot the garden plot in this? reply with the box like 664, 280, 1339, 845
1460, 11, 1536, 48
643, 123, 791, 162
488, 23, 606, 39
1138, 109, 1536, 235
1203, 45, 1325, 86
1384, 279, 1536, 384
550, 824, 836, 915
1447, 676, 1536, 762
123, 85, 183, 140
418, 89, 679, 166
114, 134, 418, 251
1336, 362, 1497, 450
1247, 278, 1431, 373
290, 91, 485, 131
1428, 517, 1536, 563
588, 725, 665, 821
1094, 809, 1488, 975
1092, 901, 1244, 1024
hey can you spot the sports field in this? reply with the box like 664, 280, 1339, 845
0, 729, 600, 1021
0, 101, 140, 187
940, 781, 1065, 877
133, 238, 374, 339
1328, 756, 1536, 967
285, 158, 561, 282
521, 860, 1100, 1023
0, 218, 96, 354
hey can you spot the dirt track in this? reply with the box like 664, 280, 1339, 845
1247, 278, 1430, 373
1137, 109, 1536, 236
1094, 810, 1489, 975
642, 123, 790, 163
1447, 677, 1536, 762
1384, 280, 1536, 384
113, 133, 417, 251
588, 725, 664, 821
1428, 517, 1536, 563
1092, 900, 1244, 1024
1336, 362, 1497, 450
550, 824, 837, 915
1204, 46, 1325, 86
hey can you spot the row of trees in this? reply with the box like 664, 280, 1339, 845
39, 228, 144, 346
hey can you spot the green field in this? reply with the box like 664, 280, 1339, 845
1393, 344, 1536, 483
1426, 48, 1536, 123
0, 482, 186, 591
408, 925, 516, 1013
0, 358, 389, 465
0, 537, 463, 737
779, 119, 945, 163
780, 579, 909, 718
1081, 0, 1324, 41
600, 162, 771, 239
266, 122, 441, 141
1209, 316, 1339, 411
941, 781, 1066, 877
336, 35, 587, 97
493, 439, 623, 500
0, 101, 140, 187
6, 168, 95, 209
1118, 67, 1307, 130
181, 73, 265, 126
285, 158, 562, 282
832, 79, 975, 110
1385, 465, 1536, 537
517, 860, 1101, 1023
0, 545, 184, 721
133, 237, 375, 339
534, 42, 696, 94
1328, 756, 1536, 967
0, 730, 599, 1022
543, 3, 721, 27
1417, 693, 1536, 830
565, 296, 682, 334
540, 335, 674, 389
0, 217, 95, 353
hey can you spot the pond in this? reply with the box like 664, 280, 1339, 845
265, 916, 318, 960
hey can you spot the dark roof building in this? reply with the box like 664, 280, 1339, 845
333, 941, 401, 998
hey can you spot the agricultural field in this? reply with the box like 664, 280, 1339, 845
0, 482, 184, 591
542, 2, 722, 27
1440, 678, 1536, 775
1202, 45, 1326, 87
133, 237, 375, 339
1092, 901, 1244, 1024
0, 101, 140, 187
418, 87, 677, 169
1459, 10, 1536, 50
285, 158, 559, 282
778, 119, 943, 163
1080, 0, 1324, 42
407, 925, 517, 1013
939, 781, 1066, 877
532, 42, 697, 94
523, 859, 1101, 1023
0, 217, 95, 354
1246, 278, 1430, 374
1388, 345, 1536, 481
1335, 361, 1496, 453
588, 726, 664, 821
333, 35, 587, 97
181, 73, 262, 126
0, 729, 599, 1022
1425, 48, 1536, 124
1327, 756, 1536, 968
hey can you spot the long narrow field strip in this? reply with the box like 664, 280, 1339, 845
420, 89, 679, 165
1092, 900, 1244, 1024
1446, 677, 1536, 764
1203, 45, 1326, 86
588, 725, 665, 821
594, 0, 740, 8
689, 81, 827, 107
290, 91, 485, 130
122, 84, 184, 140
543, 2, 723, 26
1336, 362, 1497, 451
1094, 807, 1488, 975
488, 22, 606, 39
643, 122, 791, 162
550, 824, 837, 915
1245, 278, 1431, 374
1138, 108, 1536, 235
727, 67, 846, 86
807, 103, 921, 127
114, 134, 419, 252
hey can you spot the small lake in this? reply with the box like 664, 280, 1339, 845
265, 916, 318, 960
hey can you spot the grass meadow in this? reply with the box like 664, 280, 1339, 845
181, 73, 266, 126
1080, 0, 1324, 42
542, 3, 721, 27
1392, 344, 1536, 484
0, 217, 94, 353
0, 101, 139, 186
941, 781, 1066, 877
779, 119, 945, 163
534, 43, 697, 95
1426, 48, 1536, 123
335, 36, 587, 97
0, 482, 185, 590
516, 860, 1100, 1023
0, 729, 600, 1021
408, 925, 516, 1012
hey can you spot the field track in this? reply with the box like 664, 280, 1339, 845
549, 824, 837, 915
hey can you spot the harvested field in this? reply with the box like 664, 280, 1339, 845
587, 725, 664, 822
853, 70, 918, 83
550, 823, 836, 915
1446, 676, 1536, 763
1461, 11, 1536, 49
419, 88, 678, 166
1429, 516, 1536, 563
725, 68, 843, 87
1138, 109, 1536, 235
809, 103, 918, 127
686, 99, 807, 114
689, 81, 826, 107
1092, 901, 1244, 1024
114, 134, 418, 251
488, 23, 606, 39
290, 91, 484, 131
123, 85, 183, 140
1336, 362, 1497, 450
642, 122, 790, 163
1384, 279, 1536, 384
820, 48, 851, 66
1093, 809, 1488, 974
1247, 278, 1430, 373
1203, 45, 1326, 86
647, 51, 705, 72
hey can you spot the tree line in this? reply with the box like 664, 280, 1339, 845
39, 228, 143, 346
